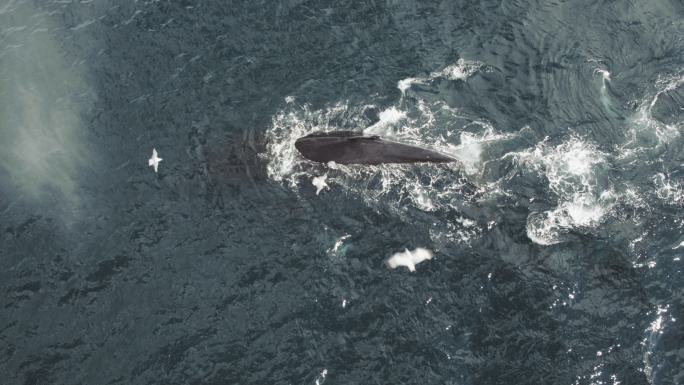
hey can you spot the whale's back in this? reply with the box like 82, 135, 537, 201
294, 131, 456, 164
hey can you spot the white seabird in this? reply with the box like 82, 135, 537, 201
148, 148, 162, 173
385, 247, 433, 272
312, 173, 328, 195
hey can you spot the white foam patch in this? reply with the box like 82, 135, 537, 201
526, 193, 613, 245
430, 216, 482, 244
398, 77, 423, 95
410, 185, 435, 211
385, 247, 433, 272
566, 192, 613, 226
608, 72, 684, 237
397, 58, 486, 95
433, 59, 485, 81
652, 173, 683, 205
594, 68, 611, 82
315, 369, 328, 385
446, 124, 513, 175
642, 305, 674, 383
364, 107, 407, 137
327, 234, 350, 256
513, 137, 615, 245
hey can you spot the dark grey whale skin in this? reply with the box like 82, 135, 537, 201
294, 131, 457, 164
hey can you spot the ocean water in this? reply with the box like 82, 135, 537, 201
1, 0, 683, 384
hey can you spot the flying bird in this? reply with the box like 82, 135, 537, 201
148, 148, 162, 173
385, 247, 433, 272
312, 173, 328, 195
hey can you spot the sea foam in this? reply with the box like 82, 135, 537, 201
515, 137, 613, 245
396, 58, 485, 95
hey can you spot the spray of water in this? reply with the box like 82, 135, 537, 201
0, 2, 94, 217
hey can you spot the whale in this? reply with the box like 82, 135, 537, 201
294, 131, 457, 164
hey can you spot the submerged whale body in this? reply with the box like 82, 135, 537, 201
294, 131, 457, 164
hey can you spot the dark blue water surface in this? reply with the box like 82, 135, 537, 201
1, 1, 683, 384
